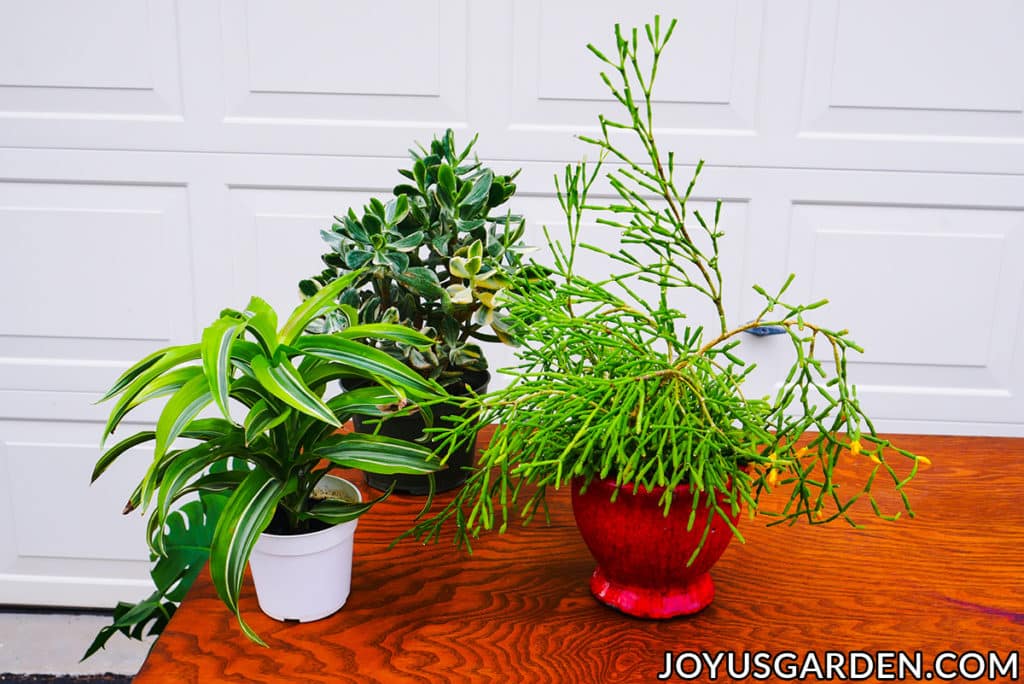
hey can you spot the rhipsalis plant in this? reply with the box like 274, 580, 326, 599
302, 130, 530, 388
408, 17, 928, 557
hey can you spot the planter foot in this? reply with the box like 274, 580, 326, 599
589, 567, 715, 619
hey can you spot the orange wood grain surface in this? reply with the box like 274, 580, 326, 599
135, 432, 1024, 683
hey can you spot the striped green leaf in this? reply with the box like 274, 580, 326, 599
98, 346, 169, 402
202, 317, 246, 421
151, 441, 223, 555
242, 297, 278, 356
293, 335, 444, 399
295, 386, 402, 452
175, 469, 249, 500
154, 374, 213, 461
251, 353, 339, 427
92, 431, 156, 483
312, 433, 441, 474
278, 269, 363, 346
154, 436, 245, 555
301, 487, 391, 526
243, 399, 291, 445
101, 344, 201, 446
209, 469, 286, 646
336, 323, 435, 350
127, 367, 203, 411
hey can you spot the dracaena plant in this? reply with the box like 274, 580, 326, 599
92, 271, 447, 644
300, 129, 529, 387
409, 18, 928, 555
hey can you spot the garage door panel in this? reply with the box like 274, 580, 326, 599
802, 0, 1024, 139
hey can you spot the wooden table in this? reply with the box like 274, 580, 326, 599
135, 433, 1024, 683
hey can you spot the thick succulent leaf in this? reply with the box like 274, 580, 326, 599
92, 431, 156, 483
301, 487, 391, 526
243, 399, 291, 446
462, 169, 493, 207
154, 374, 213, 461
293, 335, 444, 399
209, 470, 286, 646
312, 433, 441, 474
388, 230, 424, 252
394, 267, 445, 299
336, 323, 434, 350
101, 344, 201, 446
251, 353, 339, 427
202, 317, 247, 421
278, 269, 363, 346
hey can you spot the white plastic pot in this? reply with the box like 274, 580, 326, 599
248, 475, 362, 622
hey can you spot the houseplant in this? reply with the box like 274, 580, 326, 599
301, 129, 529, 494
407, 18, 929, 617
92, 271, 447, 644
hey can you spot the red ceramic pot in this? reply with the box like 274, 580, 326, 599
570, 475, 741, 619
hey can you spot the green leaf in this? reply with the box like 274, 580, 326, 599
243, 399, 291, 445
92, 431, 156, 483
394, 267, 445, 299
388, 231, 424, 252
154, 440, 240, 555
385, 195, 410, 225
462, 170, 493, 207
302, 487, 391, 525
154, 374, 214, 461
176, 469, 249, 500
209, 470, 286, 646
127, 367, 203, 411
383, 251, 410, 273
336, 323, 435, 350
99, 347, 168, 402
251, 353, 339, 427
438, 163, 456, 196
345, 250, 373, 269
202, 317, 246, 421
449, 256, 471, 279
312, 433, 441, 474
242, 297, 278, 356
101, 344, 201, 446
293, 335, 444, 399
279, 269, 363, 346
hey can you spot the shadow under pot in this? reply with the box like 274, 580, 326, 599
349, 370, 489, 495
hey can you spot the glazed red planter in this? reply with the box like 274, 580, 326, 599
570, 475, 741, 619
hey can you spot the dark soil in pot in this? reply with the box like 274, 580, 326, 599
350, 370, 489, 495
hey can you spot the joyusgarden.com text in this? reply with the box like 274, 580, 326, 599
657, 650, 1020, 681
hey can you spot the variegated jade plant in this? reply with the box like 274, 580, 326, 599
301, 129, 528, 387
92, 271, 447, 644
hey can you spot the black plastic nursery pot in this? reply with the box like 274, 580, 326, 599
351, 370, 489, 495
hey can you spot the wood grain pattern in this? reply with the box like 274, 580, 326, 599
135, 432, 1024, 683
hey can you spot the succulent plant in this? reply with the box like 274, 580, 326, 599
300, 130, 529, 387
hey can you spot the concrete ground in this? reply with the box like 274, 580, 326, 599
0, 613, 148, 676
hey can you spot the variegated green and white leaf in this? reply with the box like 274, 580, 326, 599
243, 399, 291, 445
251, 353, 339, 427
312, 433, 441, 474
202, 316, 247, 421
209, 470, 286, 646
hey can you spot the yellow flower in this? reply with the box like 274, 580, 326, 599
849, 439, 862, 457
767, 469, 779, 487
814, 507, 824, 520
917, 455, 932, 466
870, 454, 881, 465
795, 447, 811, 459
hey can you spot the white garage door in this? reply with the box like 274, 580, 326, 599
1, 0, 1022, 607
